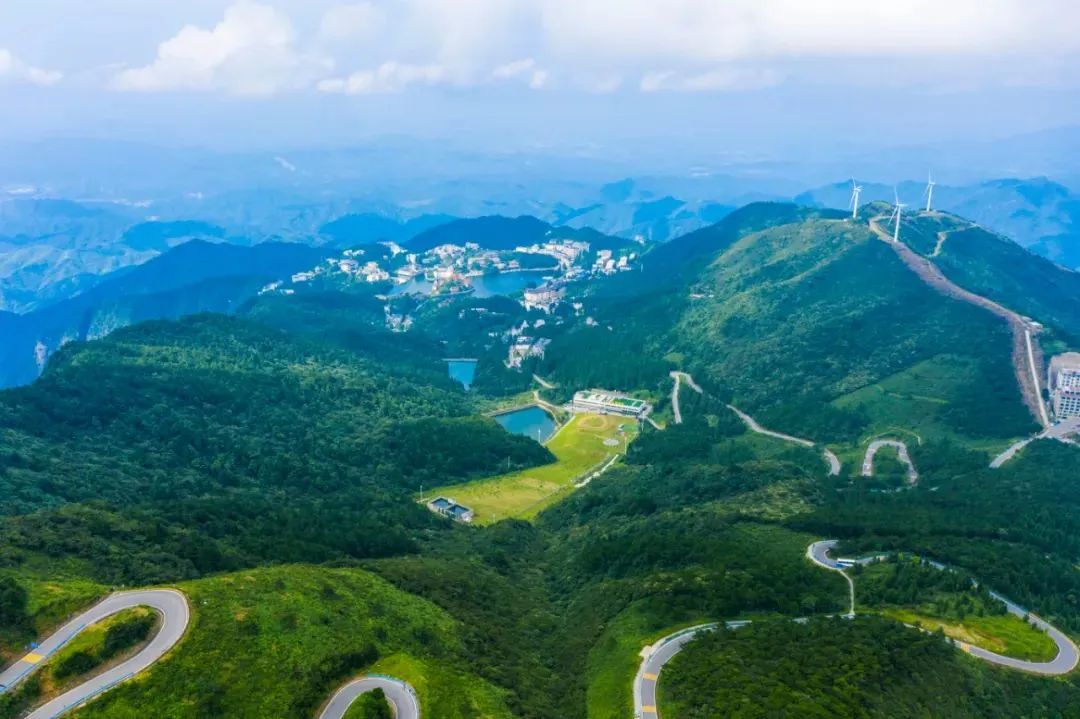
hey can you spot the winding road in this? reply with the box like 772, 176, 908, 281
635, 539, 1079, 717
319, 675, 420, 719
807, 540, 1078, 675
726, 404, 841, 476
668, 371, 702, 425
0, 590, 190, 719
0, 588, 421, 719
861, 439, 918, 484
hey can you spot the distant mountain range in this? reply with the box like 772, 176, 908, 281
796, 177, 1080, 268
0, 241, 330, 388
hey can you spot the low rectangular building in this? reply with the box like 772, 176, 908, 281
426, 496, 475, 523
571, 389, 651, 418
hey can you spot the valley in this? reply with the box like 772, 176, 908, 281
2, 4, 1079, 714
3, 201, 1080, 719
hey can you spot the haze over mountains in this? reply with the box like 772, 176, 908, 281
3, 132, 1079, 321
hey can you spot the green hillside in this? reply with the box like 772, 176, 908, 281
660, 617, 1075, 719
5, 203, 1080, 718
0, 309, 551, 585
904, 212, 1080, 345
543, 204, 1034, 445
73, 565, 513, 719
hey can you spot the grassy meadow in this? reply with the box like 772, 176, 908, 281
429, 413, 637, 524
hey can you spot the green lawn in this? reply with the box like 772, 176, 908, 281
882, 608, 1059, 662
429, 413, 638, 524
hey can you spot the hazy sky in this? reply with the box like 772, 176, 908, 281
2, 1, 1079, 156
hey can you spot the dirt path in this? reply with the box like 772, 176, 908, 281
931, 231, 949, 258
869, 217, 1049, 428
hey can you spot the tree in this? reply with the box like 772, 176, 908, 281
0, 577, 27, 630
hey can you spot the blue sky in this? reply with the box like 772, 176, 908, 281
2, 1, 1079, 156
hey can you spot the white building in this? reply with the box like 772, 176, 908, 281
571, 389, 651, 418
1050, 353, 1080, 420
522, 284, 565, 313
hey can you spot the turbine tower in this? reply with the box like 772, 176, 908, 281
924, 172, 936, 213
891, 189, 906, 243
849, 179, 863, 220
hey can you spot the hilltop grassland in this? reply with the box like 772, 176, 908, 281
73, 565, 513, 719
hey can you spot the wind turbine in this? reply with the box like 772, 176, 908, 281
849, 179, 863, 220
891, 188, 906, 243
923, 172, 936, 213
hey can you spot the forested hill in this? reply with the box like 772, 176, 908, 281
0, 301, 551, 584
901, 211, 1080, 345
542, 202, 1036, 443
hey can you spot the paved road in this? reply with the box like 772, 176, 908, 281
0, 589, 190, 719
727, 404, 841, 476
861, 440, 918, 484
319, 676, 420, 719
634, 622, 748, 719
668, 372, 702, 425
636, 540, 1079, 716
806, 540, 855, 616
822, 449, 842, 476
808, 540, 1078, 675
991, 417, 1080, 468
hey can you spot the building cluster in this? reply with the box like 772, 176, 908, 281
507, 336, 551, 368
337, 257, 391, 283
571, 389, 651, 418
514, 239, 590, 269
384, 306, 413, 333
1049, 353, 1080, 421
522, 283, 566, 313
592, 249, 634, 275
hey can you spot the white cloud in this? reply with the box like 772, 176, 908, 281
318, 62, 447, 94
112, 1, 328, 95
319, 3, 385, 42
538, 0, 1080, 63
102, 0, 1080, 98
491, 58, 549, 89
641, 68, 782, 93
0, 49, 62, 86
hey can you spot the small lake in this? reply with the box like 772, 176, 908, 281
446, 359, 477, 390
494, 405, 557, 443
390, 270, 551, 298
472, 270, 551, 298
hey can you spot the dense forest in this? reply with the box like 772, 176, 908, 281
2, 203, 1080, 718
661, 617, 1078, 718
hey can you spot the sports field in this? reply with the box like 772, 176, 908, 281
430, 413, 636, 525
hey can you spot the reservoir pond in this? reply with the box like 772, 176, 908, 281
494, 405, 557, 443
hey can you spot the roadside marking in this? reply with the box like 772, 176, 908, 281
22, 653, 44, 665
643, 672, 657, 680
